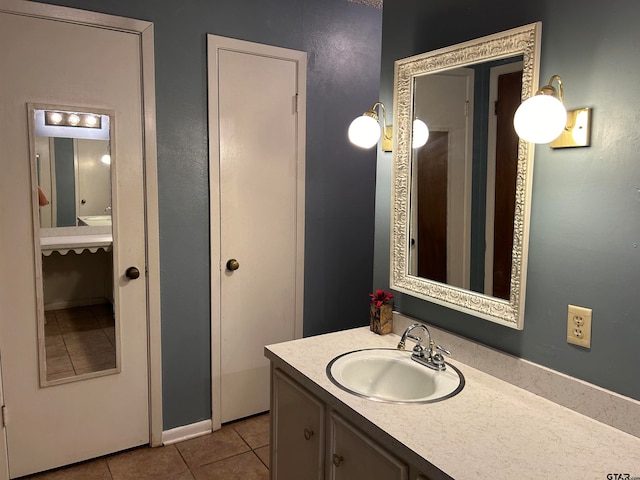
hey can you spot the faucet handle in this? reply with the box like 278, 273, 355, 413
430, 344, 450, 370
412, 343, 426, 358
398, 333, 422, 351
434, 344, 451, 356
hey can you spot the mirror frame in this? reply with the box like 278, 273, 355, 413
390, 22, 541, 329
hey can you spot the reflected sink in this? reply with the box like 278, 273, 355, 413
78, 215, 112, 227
326, 348, 464, 404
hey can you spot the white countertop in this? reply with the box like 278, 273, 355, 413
265, 327, 640, 480
40, 233, 112, 256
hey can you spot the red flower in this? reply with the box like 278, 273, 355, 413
369, 289, 394, 308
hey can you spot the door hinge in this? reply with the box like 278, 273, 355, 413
1, 405, 6, 428
465, 101, 470, 117
293, 94, 298, 113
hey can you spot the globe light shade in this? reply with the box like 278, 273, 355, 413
101, 154, 111, 165
412, 119, 429, 149
348, 114, 381, 149
513, 94, 567, 144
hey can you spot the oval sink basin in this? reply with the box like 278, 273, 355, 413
326, 348, 464, 404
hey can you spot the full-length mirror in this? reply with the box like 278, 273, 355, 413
391, 23, 541, 329
30, 105, 118, 385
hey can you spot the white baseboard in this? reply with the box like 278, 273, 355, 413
162, 419, 212, 445
44, 297, 111, 311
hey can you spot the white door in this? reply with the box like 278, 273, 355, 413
208, 36, 306, 425
0, 10, 150, 478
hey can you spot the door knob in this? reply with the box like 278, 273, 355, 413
125, 266, 140, 279
226, 259, 240, 271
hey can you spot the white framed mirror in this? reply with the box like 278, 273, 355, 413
390, 23, 541, 329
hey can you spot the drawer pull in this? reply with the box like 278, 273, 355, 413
303, 428, 314, 440
332, 454, 344, 467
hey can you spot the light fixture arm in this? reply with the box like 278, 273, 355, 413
537, 75, 564, 103
365, 102, 391, 141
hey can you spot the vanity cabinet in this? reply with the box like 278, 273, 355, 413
272, 369, 325, 480
271, 368, 424, 480
328, 412, 407, 480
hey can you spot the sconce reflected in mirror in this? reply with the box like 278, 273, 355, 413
412, 118, 429, 148
348, 102, 429, 151
514, 74, 591, 148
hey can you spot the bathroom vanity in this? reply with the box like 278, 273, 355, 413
266, 325, 640, 479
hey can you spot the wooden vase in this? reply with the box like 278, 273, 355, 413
369, 303, 393, 335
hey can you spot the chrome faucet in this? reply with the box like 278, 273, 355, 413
397, 323, 450, 371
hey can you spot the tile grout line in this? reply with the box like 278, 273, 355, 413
230, 423, 270, 471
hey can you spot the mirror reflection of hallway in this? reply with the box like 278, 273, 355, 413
44, 303, 116, 381
490, 69, 522, 300
42, 248, 116, 383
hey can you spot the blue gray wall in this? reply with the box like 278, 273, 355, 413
37, 0, 382, 429
376, 0, 640, 400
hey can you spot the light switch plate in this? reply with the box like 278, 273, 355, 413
567, 305, 592, 348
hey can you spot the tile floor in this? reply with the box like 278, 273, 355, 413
23, 413, 271, 480
44, 304, 116, 381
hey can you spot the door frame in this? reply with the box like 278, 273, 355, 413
207, 34, 306, 430
0, 2, 162, 476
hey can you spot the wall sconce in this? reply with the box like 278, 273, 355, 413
348, 102, 429, 152
513, 75, 591, 148
348, 102, 392, 150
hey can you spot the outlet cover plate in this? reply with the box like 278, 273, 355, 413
567, 305, 592, 348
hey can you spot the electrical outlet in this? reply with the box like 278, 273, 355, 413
567, 305, 592, 348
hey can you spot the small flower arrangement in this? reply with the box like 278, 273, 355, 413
369, 289, 394, 308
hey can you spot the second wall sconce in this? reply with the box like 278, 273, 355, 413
348, 102, 429, 152
348, 102, 393, 150
513, 75, 591, 148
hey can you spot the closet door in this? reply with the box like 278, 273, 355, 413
208, 35, 306, 425
0, 9, 150, 477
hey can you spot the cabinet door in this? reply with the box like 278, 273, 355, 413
272, 369, 325, 480
328, 412, 408, 480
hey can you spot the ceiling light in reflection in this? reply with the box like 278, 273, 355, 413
49, 112, 63, 124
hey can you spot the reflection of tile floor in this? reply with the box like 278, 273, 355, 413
45, 304, 116, 381
24, 412, 271, 480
